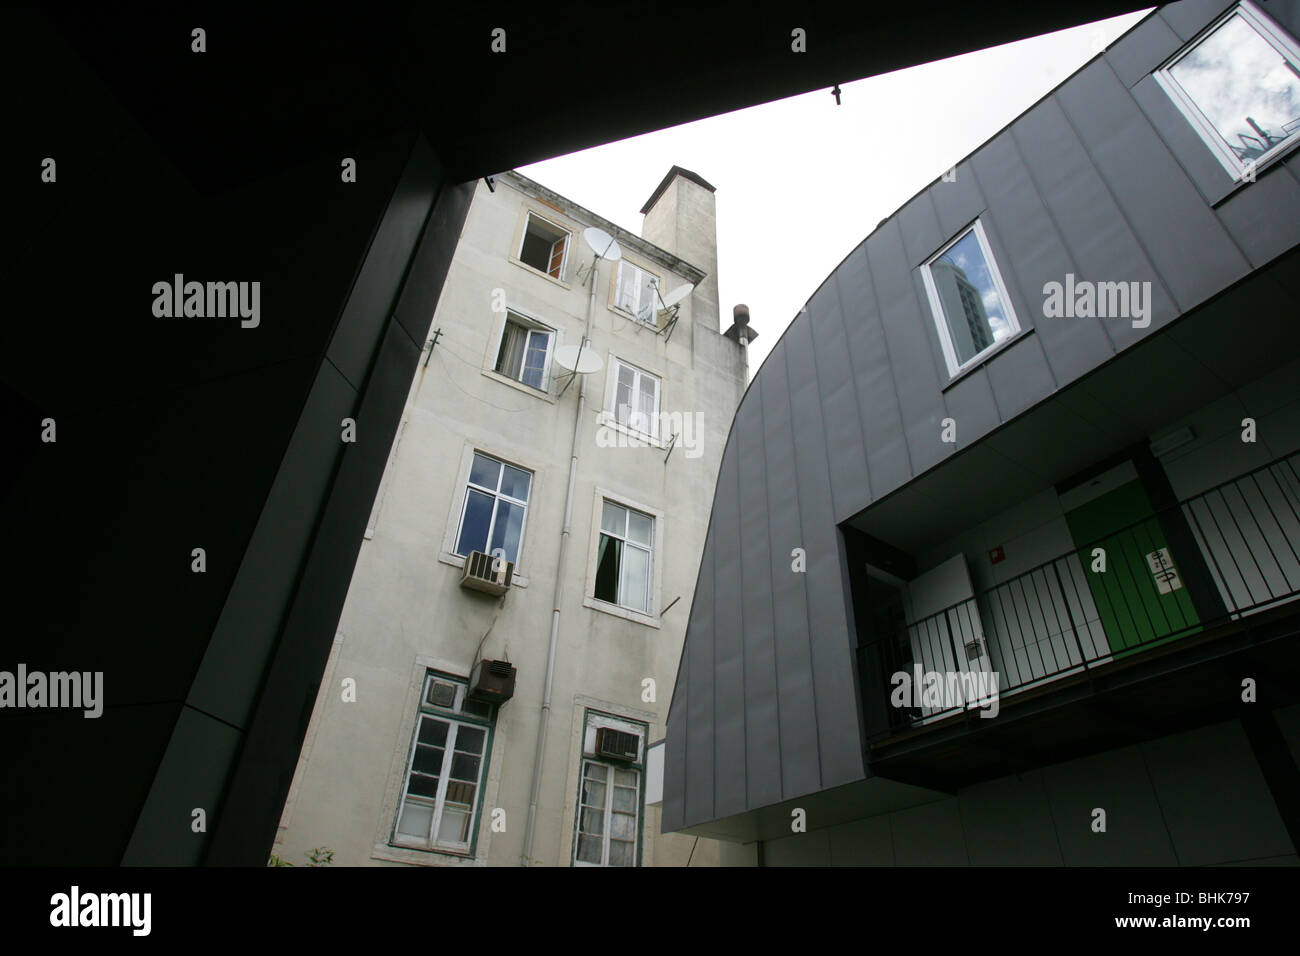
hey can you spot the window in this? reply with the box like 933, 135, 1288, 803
594, 499, 653, 613
494, 312, 553, 390
518, 212, 570, 279
920, 219, 1020, 377
573, 761, 641, 866
608, 359, 660, 438
454, 452, 532, 565
615, 260, 660, 324
1155, 2, 1300, 181
394, 673, 495, 854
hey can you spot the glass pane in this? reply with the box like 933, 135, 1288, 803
450, 753, 480, 782
397, 799, 433, 838
418, 718, 448, 747
601, 501, 626, 535
455, 726, 486, 754
612, 786, 638, 814
584, 763, 609, 782
1171, 14, 1300, 163
579, 808, 604, 836
638, 271, 657, 320
489, 499, 525, 565
626, 511, 652, 546
576, 835, 603, 864
437, 806, 471, 844
581, 780, 607, 808
608, 840, 634, 867
406, 773, 440, 799
499, 464, 531, 502
522, 330, 550, 389
444, 780, 476, 807
614, 769, 638, 787
930, 230, 1009, 366
610, 811, 636, 840
594, 535, 622, 604
456, 490, 494, 556
412, 744, 444, 776
622, 544, 650, 612
615, 372, 634, 425
469, 453, 502, 491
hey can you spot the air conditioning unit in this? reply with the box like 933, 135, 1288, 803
459, 550, 514, 595
468, 659, 516, 705
594, 727, 640, 763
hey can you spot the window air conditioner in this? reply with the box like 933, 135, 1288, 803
594, 727, 640, 763
459, 550, 514, 595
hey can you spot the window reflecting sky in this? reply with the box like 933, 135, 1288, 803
936, 232, 1013, 342
1173, 14, 1300, 159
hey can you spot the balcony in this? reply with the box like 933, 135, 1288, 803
856, 450, 1300, 790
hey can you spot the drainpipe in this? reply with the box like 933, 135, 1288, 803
521, 251, 601, 864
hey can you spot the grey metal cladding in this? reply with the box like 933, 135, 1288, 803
662, 0, 1300, 832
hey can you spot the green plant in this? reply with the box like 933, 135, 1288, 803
267, 845, 335, 867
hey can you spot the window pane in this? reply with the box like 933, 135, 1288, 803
612, 786, 638, 814
444, 780, 476, 807
418, 718, 448, 748
610, 810, 636, 840
456, 490, 494, 556
521, 330, 550, 389
579, 808, 604, 835
614, 769, 638, 787
930, 230, 1008, 366
601, 501, 626, 535
469, 454, 502, 490
615, 366, 634, 424
489, 499, 525, 565
455, 726, 486, 754
637, 271, 657, 321
397, 798, 433, 838
495, 321, 527, 379
450, 753, 480, 782
626, 511, 652, 546
412, 744, 444, 776
584, 763, 609, 782
622, 544, 650, 613
1171, 14, 1300, 163
608, 840, 634, 867
437, 806, 472, 844
576, 834, 603, 864
406, 773, 440, 799
581, 779, 607, 808
594, 534, 622, 603
499, 465, 531, 502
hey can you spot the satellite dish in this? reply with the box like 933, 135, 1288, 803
553, 343, 603, 375
582, 227, 622, 262
659, 283, 693, 308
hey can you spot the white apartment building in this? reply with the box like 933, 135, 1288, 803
272, 166, 748, 866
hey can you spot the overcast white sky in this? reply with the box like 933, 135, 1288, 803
520, 8, 1154, 381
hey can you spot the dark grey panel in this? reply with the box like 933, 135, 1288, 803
807, 295, 870, 520
1107, 11, 1181, 88
984, 334, 1057, 422
1270, 0, 1300, 37
684, 510, 716, 826
1215, 165, 1300, 269
941, 368, 1000, 445
897, 192, 944, 270
735, 397, 784, 812
711, 445, 747, 819
1131, 75, 1237, 206
1160, 0, 1235, 40
759, 349, 823, 796
928, 160, 987, 247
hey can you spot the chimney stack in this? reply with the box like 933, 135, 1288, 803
640, 166, 719, 333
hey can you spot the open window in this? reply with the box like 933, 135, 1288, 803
614, 260, 660, 324
593, 499, 654, 614
517, 212, 570, 280
1154, 1, 1300, 182
494, 312, 554, 391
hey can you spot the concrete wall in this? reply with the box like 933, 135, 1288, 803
665, 0, 1300, 834
754, 717, 1298, 866
273, 170, 745, 866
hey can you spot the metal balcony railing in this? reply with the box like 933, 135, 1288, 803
859, 450, 1300, 738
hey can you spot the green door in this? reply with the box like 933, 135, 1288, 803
1062, 470, 1201, 660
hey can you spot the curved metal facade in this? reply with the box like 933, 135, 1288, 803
664, 0, 1300, 833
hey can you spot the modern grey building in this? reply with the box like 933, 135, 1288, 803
663, 0, 1300, 865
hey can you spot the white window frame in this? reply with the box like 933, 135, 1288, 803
392, 674, 494, 856
593, 498, 655, 614
572, 758, 642, 867
604, 357, 661, 440
613, 260, 661, 324
452, 451, 532, 567
492, 309, 556, 392
517, 211, 571, 281
919, 218, 1021, 379
583, 487, 664, 627
1153, 1, 1300, 182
